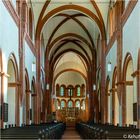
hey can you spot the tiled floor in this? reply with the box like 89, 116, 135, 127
61, 127, 82, 140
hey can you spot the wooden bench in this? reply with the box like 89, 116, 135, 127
76, 122, 140, 139
1, 122, 66, 139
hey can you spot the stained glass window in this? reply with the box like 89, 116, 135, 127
77, 86, 80, 96
60, 86, 64, 96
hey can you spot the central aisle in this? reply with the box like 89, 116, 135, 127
61, 127, 82, 140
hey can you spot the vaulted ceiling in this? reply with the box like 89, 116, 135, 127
29, 0, 110, 85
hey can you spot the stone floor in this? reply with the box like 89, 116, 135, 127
61, 127, 82, 140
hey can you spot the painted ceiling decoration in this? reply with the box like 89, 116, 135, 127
29, 0, 110, 82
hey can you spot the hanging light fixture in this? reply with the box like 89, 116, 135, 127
32, 62, 36, 72
93, 84, 96, 91
107, 62, 112, 72
46, 83, 49, 90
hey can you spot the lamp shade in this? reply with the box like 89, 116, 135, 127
93, 84, 96, 91
32, 62, 36, 72
107, 62, 112, 72
46, 84, 49, 90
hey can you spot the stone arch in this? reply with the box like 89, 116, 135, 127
49, 39, 91, 63
46, 13, 95, 48
48, 33, 94, 59
54, 69, 86, 84
122, 53, 134, 126
50, 49, 90, 69
7, 53, 19, 126
36, 4, 106, 40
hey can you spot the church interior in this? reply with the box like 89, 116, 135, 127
0, 0, 140, 139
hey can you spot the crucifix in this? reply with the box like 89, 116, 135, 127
67, 87, 74, 100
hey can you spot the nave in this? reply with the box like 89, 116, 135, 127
1, 122, 140, 139
61, 127, 81, 140
0, 0, 140, 139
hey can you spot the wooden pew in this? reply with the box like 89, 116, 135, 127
76, 122, 140, 139
1, 122, 66, 139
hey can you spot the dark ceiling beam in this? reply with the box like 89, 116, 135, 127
50, 40, 91, 64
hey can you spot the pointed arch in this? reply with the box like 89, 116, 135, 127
7, 53, 19, 126
36, 4, 106, 40
122, 53, 134, 126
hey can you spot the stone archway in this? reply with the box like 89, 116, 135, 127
122, 53, 135, 126
7, 54, 19, 126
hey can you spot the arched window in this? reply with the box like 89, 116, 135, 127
68, 86, 73, 97
75, 100, 80, 109
60, 86, 64, 96
61, 100, 65, 109
77, 86, 81, 96
68, 100, 73, 108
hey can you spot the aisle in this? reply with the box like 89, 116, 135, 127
61, 127, 82, 140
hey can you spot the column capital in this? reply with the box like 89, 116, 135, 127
25, 90, 32, 93
116, 81, 125, 86
0, 72, 10, 78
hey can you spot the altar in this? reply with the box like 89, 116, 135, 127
59, 107, 80, 126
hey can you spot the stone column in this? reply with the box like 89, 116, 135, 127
19, 1, 26, 126
101, 39, 106, 124
36, 38, 41, 124
116, 1, 123, 126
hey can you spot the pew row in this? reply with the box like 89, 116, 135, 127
1, 122, 66, 139
76, 122, 140, 139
